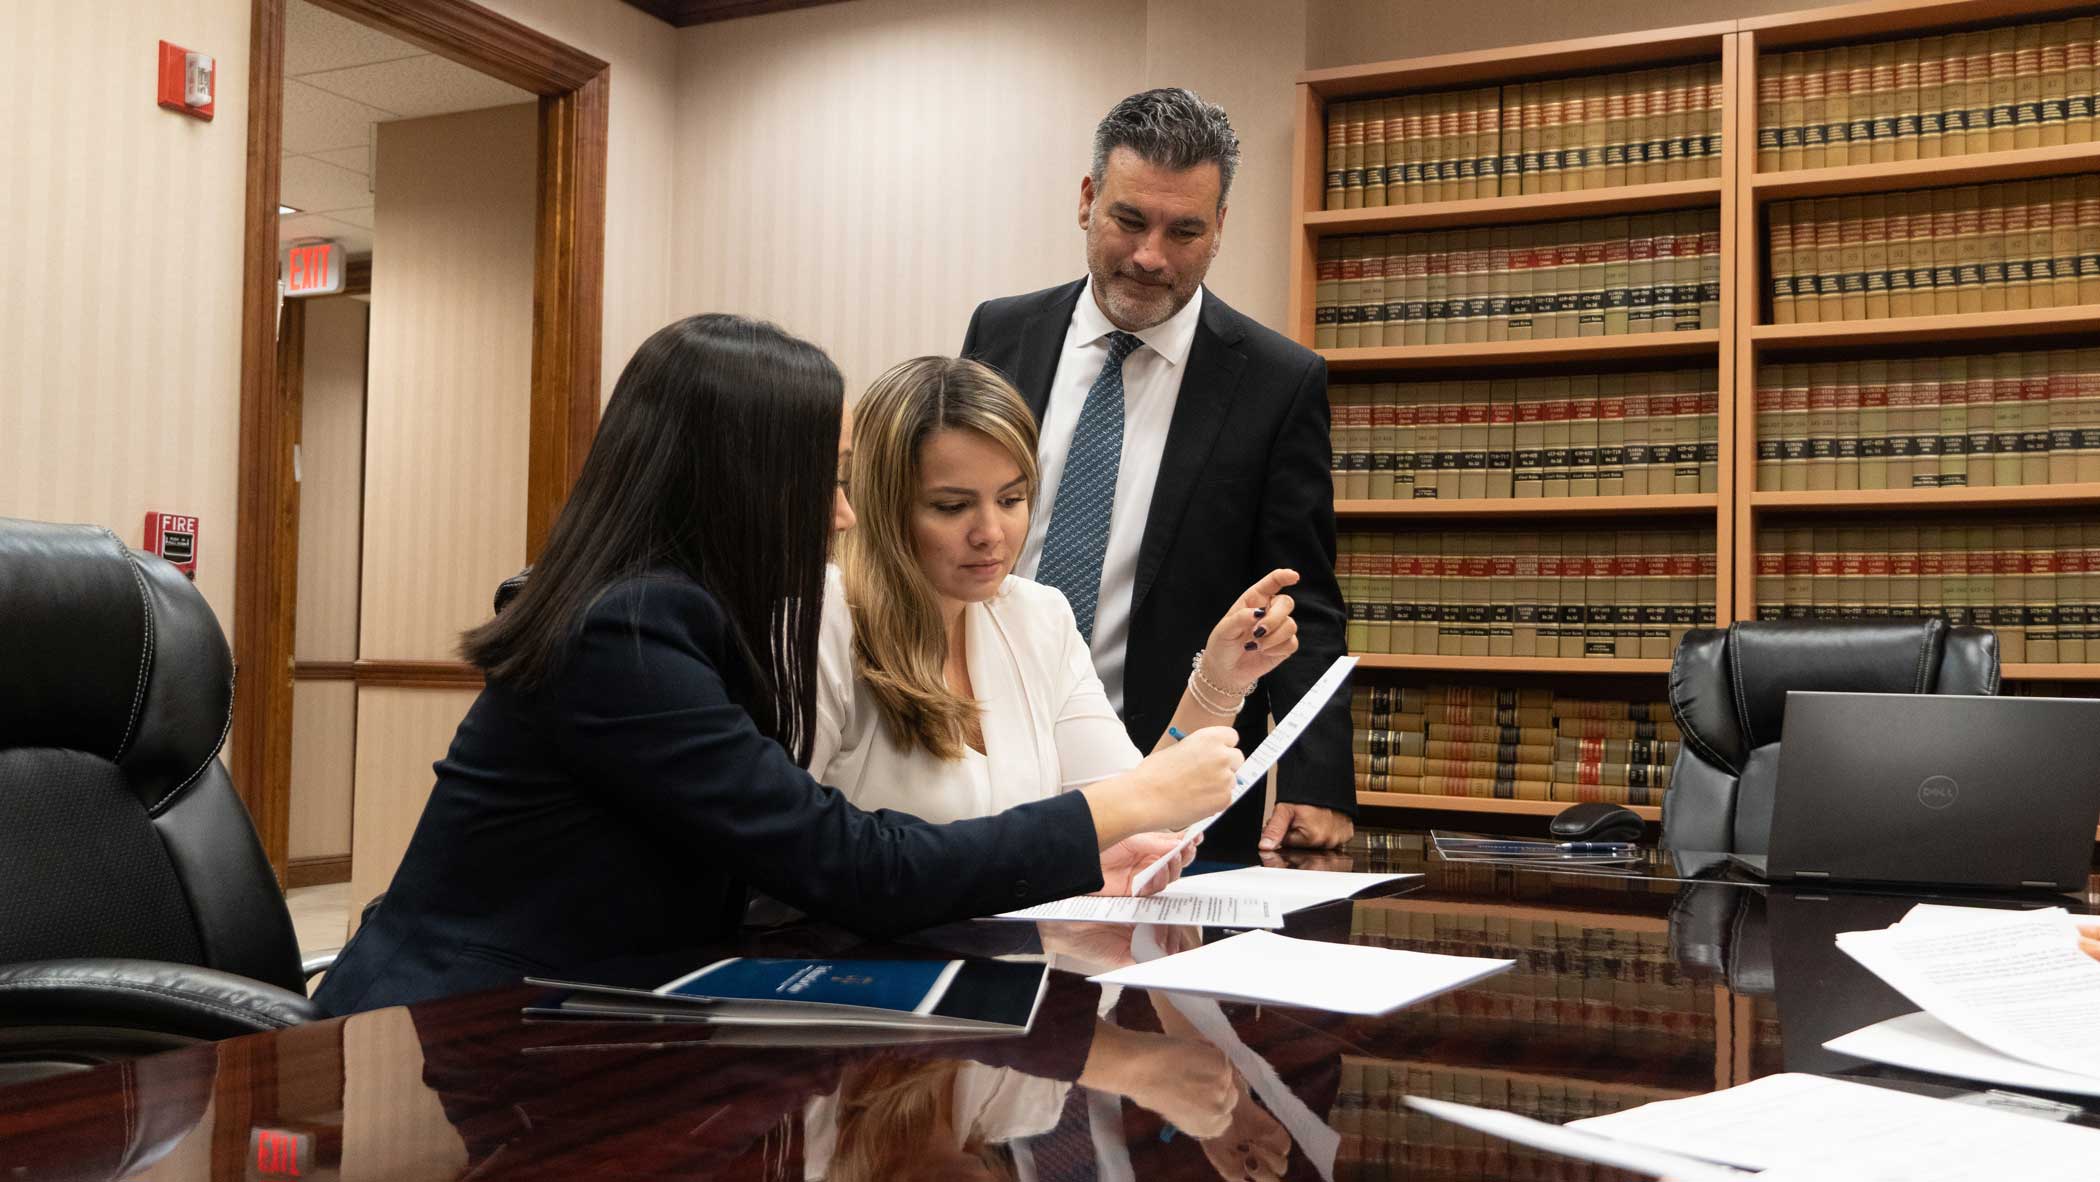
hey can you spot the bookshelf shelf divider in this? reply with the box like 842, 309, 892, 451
1355, 792, 1664, 820
1337, 493, 1719, 518
1324, 331, 1722, 373
1306, 178, 1723, 234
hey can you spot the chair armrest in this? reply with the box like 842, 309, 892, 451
302, 949, 340, 985
0, 958, 323, 1041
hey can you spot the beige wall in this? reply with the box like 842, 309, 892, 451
288, 295, 367, 863
349, 687, 480, 926
0, 0, 252, 622
360, 103, 536, 660
671, 0, 1306, 395
1303, 0, 1808, 68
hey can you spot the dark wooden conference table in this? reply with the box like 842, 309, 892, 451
6, 827, 2099, 1181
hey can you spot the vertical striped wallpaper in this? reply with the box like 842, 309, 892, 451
295, 296, 368, 659
0, 0, 253, 623
669, 0, 1306, 398
289, 680, 356, 860
358, 103, 536, 662
349, 687, 478, 917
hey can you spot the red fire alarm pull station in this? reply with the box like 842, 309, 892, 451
157, 40, 215, 121
144, 513, 200, 579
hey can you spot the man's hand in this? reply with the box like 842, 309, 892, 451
1258, 802, 1354, 851
2080, 923, 2100, 962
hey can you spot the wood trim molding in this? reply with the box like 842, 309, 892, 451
344, 254, 371, 296
293, 660, 357, 681
308, 0, 606, 93
232, 0, 294, 877
528, 70, 609, 559
237, 0, 609, 881
287, 854, 352, 889
352, 660, 485, 690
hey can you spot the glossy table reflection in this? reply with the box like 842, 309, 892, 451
4, 829, 2098, 1181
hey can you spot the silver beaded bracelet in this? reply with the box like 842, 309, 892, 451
1188, 651, 1255, 716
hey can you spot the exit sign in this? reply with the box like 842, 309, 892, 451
282, 240, 344, 297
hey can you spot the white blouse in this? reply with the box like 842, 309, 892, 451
809, 567, 1146, 823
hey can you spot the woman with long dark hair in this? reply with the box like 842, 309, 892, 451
314, 315, 1238, 1015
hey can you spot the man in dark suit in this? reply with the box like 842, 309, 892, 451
963, 88, 1353, 850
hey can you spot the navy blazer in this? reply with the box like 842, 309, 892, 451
962, 280, 1353, 843
315, 571, 1103, 1014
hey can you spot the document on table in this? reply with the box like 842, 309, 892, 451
1402, 1098, 1752, 1182
1086, 929, 1511, 1015
1834, 904, 2100, 1081
1130, 655, 1358, 892
990, 893, 1282, 928
1825, 1010, 2100, 1099
1568, 1071, 2100, 1181
1157, 865, 1419, 914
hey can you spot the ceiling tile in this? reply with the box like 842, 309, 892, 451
279, 212, 374, 257
298, 55, 534, 121
282, 79, 393, 155
306, 145, 371, 176
322, 206, 374, 230
280, 154, 372, 214
286, 0, 423, 76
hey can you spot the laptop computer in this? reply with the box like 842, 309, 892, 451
1730, 691, 2100, 893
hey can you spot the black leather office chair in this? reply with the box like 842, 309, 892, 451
1661, 617, 1999, 855
0, 517, 323, 1078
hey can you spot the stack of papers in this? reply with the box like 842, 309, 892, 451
1412, 1071, 2100, 1181
1084, 929, 1511, 1015
992, 866, 1418, 929
1823, 903, 2100, 1093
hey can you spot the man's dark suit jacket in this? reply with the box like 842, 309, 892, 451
313, 571, 1102, 1015
963, 279, 1352, 846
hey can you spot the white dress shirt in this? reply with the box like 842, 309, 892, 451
808, 568, 1145, 823
1016, 280, 1205, 713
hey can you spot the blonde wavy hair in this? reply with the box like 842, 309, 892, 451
842, 357, 1039, 760
826, 1057, 1015, 1182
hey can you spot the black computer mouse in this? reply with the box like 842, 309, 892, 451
1548, 802, 1646, 843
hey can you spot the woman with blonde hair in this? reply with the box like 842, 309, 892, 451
810, 355, 1300, 824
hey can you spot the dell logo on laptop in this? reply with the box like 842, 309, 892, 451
1918, 775, 1959, 809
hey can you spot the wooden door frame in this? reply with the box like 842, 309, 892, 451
234, 0, 608, 880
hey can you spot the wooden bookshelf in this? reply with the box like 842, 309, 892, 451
2003, 663, 2100, 680
1300, 20, 1734, 99
1338, 494, 1719, 518
1749, 483, 2100, 511
1322, 331, 1722, 374
1360, 895, 1670, 930
1749, 306, 2100, 350
1357, 792, 1665, 821
1751, 139, 2100, 200
1306, 178, 1721, 233
1355, 654, 1677, 674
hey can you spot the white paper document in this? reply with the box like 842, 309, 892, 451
1834, 905, 2100, 1081
1402, 1098, 1752, 1182
1825, 1010, 2100, 1099
1085, 929, 1511, 1015
990, 892, 1283, 928
1569, 1072, 2100, 1181
1130, 655, 1358, 891
1157, 866, 1419, 914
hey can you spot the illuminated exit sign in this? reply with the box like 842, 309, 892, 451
281, 239, 345, 297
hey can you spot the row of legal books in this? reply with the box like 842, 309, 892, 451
1351, 684, 1683, 805
1753, 351, 2100, 492
1753, 517, 2100, 664
1323, 63, 1725, 210
1337, 1057, 1662, 1182
1767, 177, 2100, 325
1354, 906, 1706, 1027
1756, 17, 2100, 173
1313, 210, 1723, 349
1338, 528, 1719, 659
1330, 370, 1720, 501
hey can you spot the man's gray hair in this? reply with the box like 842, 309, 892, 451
1090, 88, 1241, 206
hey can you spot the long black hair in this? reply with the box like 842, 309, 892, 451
462, 313, 843, 764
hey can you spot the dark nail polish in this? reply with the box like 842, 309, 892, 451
1243, 640, 1257, 651
1254, 626, 1268, 638
1253, 607, 1267, 619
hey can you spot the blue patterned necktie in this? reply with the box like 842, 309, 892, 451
1037, 331, 1144, 644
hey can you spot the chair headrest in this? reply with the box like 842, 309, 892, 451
1728, 617, 1948, 749
0, 517, 234, 813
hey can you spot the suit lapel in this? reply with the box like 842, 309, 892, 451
1015, 279, 1088, 422
1131, 299, 1247, 615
